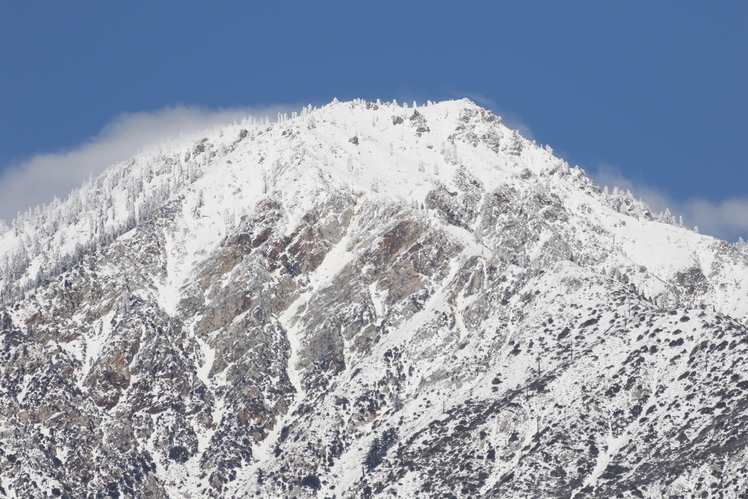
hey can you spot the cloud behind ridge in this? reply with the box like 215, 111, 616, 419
0, 104, 298, 227
592, 164, 748, 242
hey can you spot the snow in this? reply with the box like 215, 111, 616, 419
79, 309, 116, 388
194, 334, 215, 388
14, 373, 32, 404
368, 282, 385, 327
4, 98, 748, 497
3, 98, 745, 321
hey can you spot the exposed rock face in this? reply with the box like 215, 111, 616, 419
1, 99, 748, 498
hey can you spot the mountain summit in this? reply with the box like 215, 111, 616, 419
1, 99, 748, 498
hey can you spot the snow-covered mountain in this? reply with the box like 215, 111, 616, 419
1, 98, 748, 498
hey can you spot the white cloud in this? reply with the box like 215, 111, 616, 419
592, 164, 676, 215
682, 198, 748, 242
591, 164, 748, 242
0, 104, 299, 226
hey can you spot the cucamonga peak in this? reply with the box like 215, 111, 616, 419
1, 99, 748, 498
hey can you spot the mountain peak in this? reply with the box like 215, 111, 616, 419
2, 98, 748, 498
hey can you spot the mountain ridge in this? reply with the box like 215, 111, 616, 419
1, 98, 748, 498
0, 100, 734, 295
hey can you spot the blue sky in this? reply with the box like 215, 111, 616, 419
1, 2, 747, 240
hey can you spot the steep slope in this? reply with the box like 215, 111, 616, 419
1, 99, 748, 498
